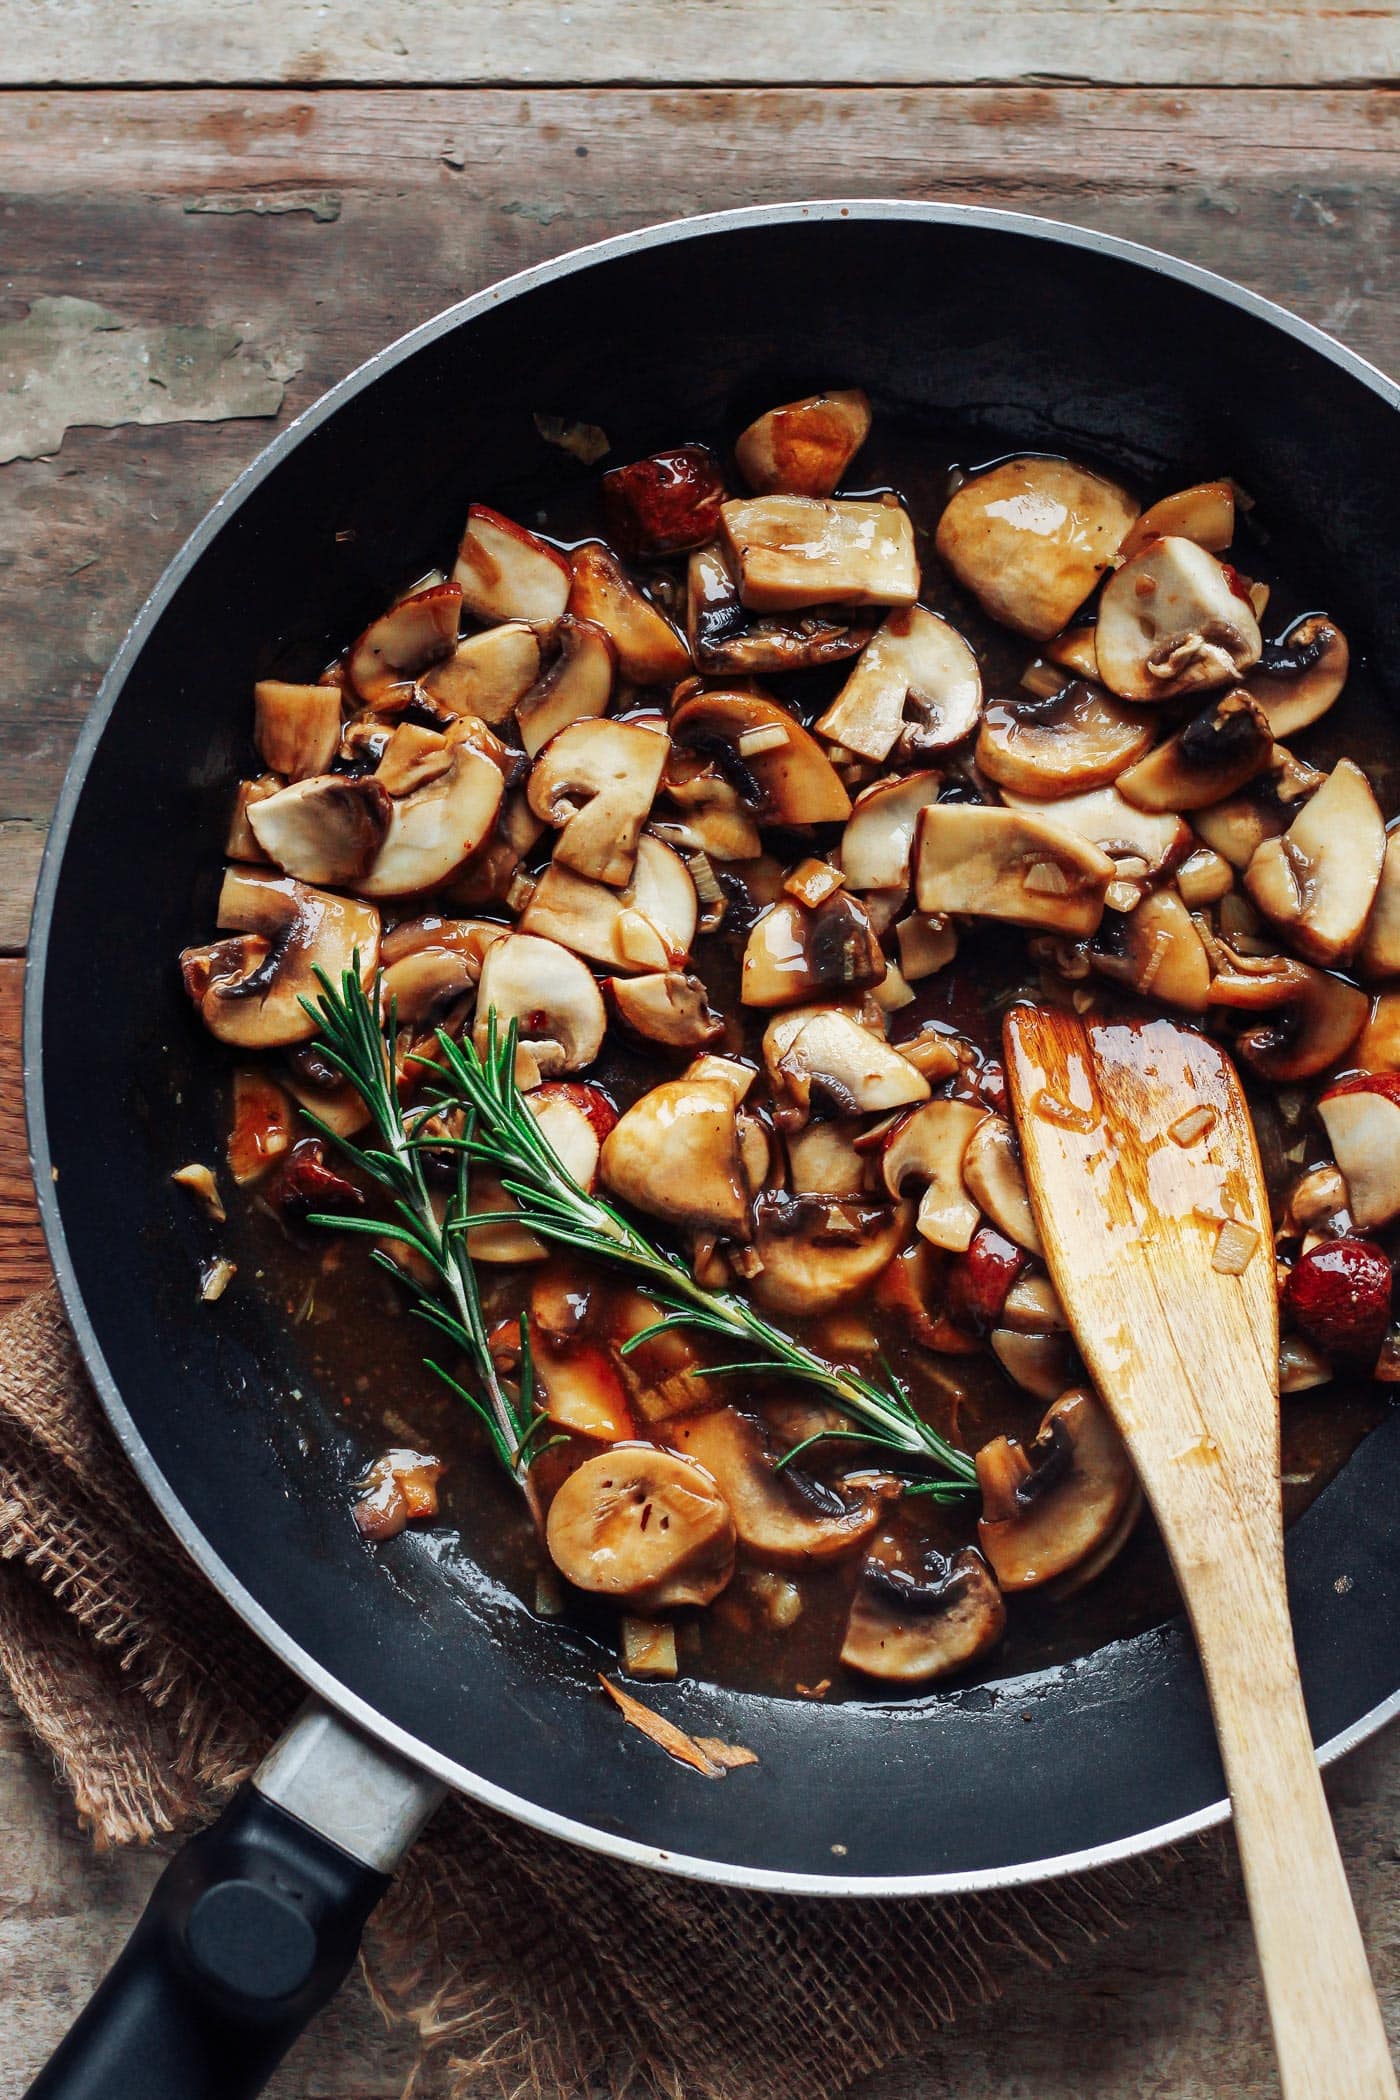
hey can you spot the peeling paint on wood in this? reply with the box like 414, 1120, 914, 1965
184, 189, 342, 221
0, 297, 299, 464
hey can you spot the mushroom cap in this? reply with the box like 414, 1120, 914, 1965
520, 834, 698, 972
961, 1114, 1043, 1255
1092, 887, 1213, 1011
358, 724, 506, 898
1361, 829, 1400, 980
840, 770, 944, 894
734, 389, 872, 499
670, 686, 851, 826
762, 1005, 930, 1126
934, 456, 1138, 641
976, 1387, 1137, 1589
181, 866, 381, 1048
668, 1407, 881, 1565
721, 495, 919, 613
472, 932, 606, 1078
840, 1541, 1006, 1683
347, 581, 462, 704
914, 803, 1114, 937
600, 1077, 751, 1236
880, 1099, 987, 1253
545, 1445, 736, 1610
1116, 479, 1235, 563
785, 1118, 868, 1197
246, 773, 392, 887
989, 1326, 1083, 1402
1096, 537, 1262, 702
515, 616, 615, 757
1116, 690, 1274, 814
815, 607, 982, 763
1318, 1074, 1400, 1230
601, 443, 727, 558
976, 679, 1154, 799
1246, 615, 1349, 740
1230, 963, 1368, 1083
748, 1191, 908, 1316
687, 539, 870, 677
740, 891, 887, 1009
527, 716, 669, 887
453, 504, 571, 625
1244, 757, 1385, 966
567, 541, 692, 684
420, 620, 542, 725
606, 970, 723, 1049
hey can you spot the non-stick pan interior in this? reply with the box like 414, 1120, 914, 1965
29, 208, 1400, 1890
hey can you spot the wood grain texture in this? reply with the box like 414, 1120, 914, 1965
5, 0, 1398, 88
0, 961, 50, 1309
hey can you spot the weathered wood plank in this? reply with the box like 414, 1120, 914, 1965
0, 960, 50, 1307
5, 0, 1399, 89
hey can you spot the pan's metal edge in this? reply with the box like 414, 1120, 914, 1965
23, 198, 1400, 1899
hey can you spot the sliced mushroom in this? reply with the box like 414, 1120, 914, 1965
1092, 888, 1213, 1010
721, 495, 919, 612
380, 943, 479, 1047
880, 1100, 986, 1252
1232, 965, 1368, 1083
180, 867, 380, 1048
895, 913, 958, 980
357, 721, 505, 898
1191, 775, 1299, 870
1116, 690, 1273, 813
734, 389, 872, 498
935, 456, 1138, 640
914, 804, 1114, 937
515, 616, 615, 758
607, 970, 723, 1048
468, 1084, 612, 1260
472, 933, 606, 1078
1318, 1074, 1400, 1230
763, 1006, 930, 1127
840, 1540, 1005, 1683
1096, 537, 1262, 701
520, 835, 698, 972
532, 1333, 634, 1443
976, 680, 1154, 798
567, 542, 691, 684
254, 681, 342, 781
347, 582, 461, 703
961, 1115, 1043, 1255
749, 1191, 907, 1316
1358, 989, 1400, 1071
840, 771, 944, 895
1174, 843, 1236, 907
1000, 1272, 1067, 1333
989, 1328, 1082, 1402
225, 775, 281, 862
1043, 623, 1101, 680
526, 717, 668, 888
670, 687, 851, 826
654, 755, 764, 862
1360, 827, 1400, 980
741, 891, 886, 1009
686, 541, 868, 674
246, 774, 391, 886
373, 722, 454, 797
669, 1408, 880, 1564
1246, 616, 1349, 740
1000, 784, 1189, 878
815, 608, 981, 762
545, 1445, 736, 1609
227, 1068, 294, 1184
976, 1388, 1137, 1589
453, 505, 571, 625
785, 1119, 868, 1196
419, 621, 542, 724
1244, 758, 1385, 965
600, 444, 726, 557
1116, 480, 1235, 562
599, 1076, 750, 1236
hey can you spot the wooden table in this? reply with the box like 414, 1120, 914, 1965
2, 6, 1398, 2091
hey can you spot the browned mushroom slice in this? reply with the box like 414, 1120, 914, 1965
180, 867, 380, 1048
347, 582, 461, 703
815, 608, 981, 762
419, 620, 542, 724
763, 1006, 930, 1127
382, 912, 504, 970
734, 389, 872, 498
841, 1540, 1005, 1683
749, 1191, 907, 1316
353, 1449, 445, 1541
976, 1388, 1137, 1589
532, 1333, 634, 1443
545, 1445, 736, 1610
880, 1100, 986, 1252
599, 1077, 750, 1236
785, 1119, 868, 1196
655, 754, 764, 863
472, 932, 606, 1077
468, 1085, 612, 1262
226, 775, 282, 862
1092, 888, 1212, 1010
935, 456, 1138, 640
379, 944, 479, 1042
686, 542, 868, 675
1357, 989, 1400, 1070
245, 774, 391, 886
254, 681, 342, 781
721, 495, 919, 612
453, 505, 571, 625
1096, 537, 1262, 702
525, 717, 668, 888
1116, 690, 1273, 813
227, 1068, 294, 1184
1116, 480, 1235, 562
370, 722, 453, 797
670, 687, 851, 827
1244, 758, 1385, 965
1244, 615, 1349, 739
669, 1407, 880, 1565
567, 542, 691, 684
1361, 830, 1400, 980
741, 891, 887, 1008
358, 722, 505, 897
914, 804, 1114, 937
1000, 785, 1189, 878
600, 444, 726, 557
515, 616, 615, 757
895, 914, 959, 981
1043, 623, 1101, 680
607, 970, 723, 1048
976, 679, 1154, 798
1231, 965, 1368, 1083
840, 771, 943, 895
961, 1115, 1043, 1255
520, 835, 698, 972
989, 1328, 1082, 1402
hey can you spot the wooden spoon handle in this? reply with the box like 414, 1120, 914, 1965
1188, 1539, 1397, 2100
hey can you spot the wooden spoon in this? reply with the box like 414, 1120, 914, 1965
1004, 1005, 1397, 2100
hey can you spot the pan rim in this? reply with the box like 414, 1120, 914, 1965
24, 196, 1400, 1897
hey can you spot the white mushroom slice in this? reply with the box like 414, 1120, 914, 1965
1245, 616, 1349, 740
1001, 1274, 1068, 1333
1117, 480, 1235, 562
841, 1541, 1006, 1684
880, 1099, 985, 1252
670, 687, 850, 825
763, 1007, 930, 1126
347, 582, 461, 703
961, 1116, 1043, 1255
357, 722, 505, 898
749, 1193, 908, 1315
977, 1389, 1137, 1591
914, 804, 1114, 937
526, 717, 668, 889
989, 1328, 1081, 1403
379, 944, 478, 1034
472, 933, 606, 1077
895, 913, 958, 980
600, 1078, 750, 1236
1096, 537, 1262, 702
840, 772, 944, 894
655, 757, 763, 862
515, 616, 615, 757
1317, 1075, 1400, 1230
1043, 624, 1101, 680
545, 1446, 736, 1610
785, 1120, 868, 1197
686, 540, 868, 675
471, 1082, 613, 1262
567, 542, 691, 683
815, 608, 981, 762
420, 621, 542, 724
521, 835, 697, 972
1092, 888, 1212, 1010
180, 867, 380, 1048
1000, 785, 1189, 879
935, 456, 1138, 640
1244, 758, 1385, 966
1361, 830, 1400, 980
254, 681, 342, 781
1231, 964, 1368, 1083
734, 389, 872, 498
382, 912, 505, 970
670, 1409, 880, 1564
246, 774, 391, 887
372, 722, 453, 798
720, 496, 919, 612
976, 680, 1154, 798
453, 505, 570, 625
1116, 691, 1274, 814
1174, 843, 1236, 907
607, 970, 722, 1048
226, 775, 283, 862
741, 893, 886, 1009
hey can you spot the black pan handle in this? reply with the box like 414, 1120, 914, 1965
25, 1704, 445, 2100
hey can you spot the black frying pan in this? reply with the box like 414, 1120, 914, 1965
23, 203, 1400, 2100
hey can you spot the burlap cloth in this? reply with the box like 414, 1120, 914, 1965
0, 1282, 1186, 2099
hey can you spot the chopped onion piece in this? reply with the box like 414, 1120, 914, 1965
1212, 1218, 1261, 1275
737, 724, 790, 758
1170, 1106, 1217, 1147
173, 1163, 226, 1223
199, 1255, 237, 1302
